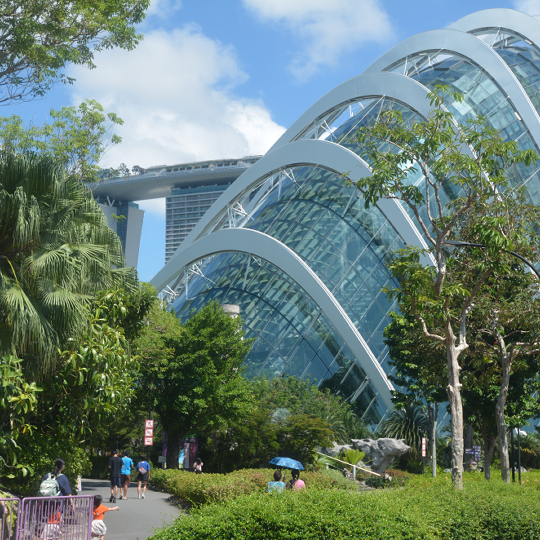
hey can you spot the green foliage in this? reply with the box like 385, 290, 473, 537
149, 478, 540, 539
0, 100, 124, 182
150, 468, 354, 507
3, 431, 90, 496
380, 406, 429, 461
341, 448, 365, 467
0, 355, 40, 479
134, 301, 254, 468
0, 153, 136, 376
0, 0, 150, 104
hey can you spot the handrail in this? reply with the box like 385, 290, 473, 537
316, 451, 381, 477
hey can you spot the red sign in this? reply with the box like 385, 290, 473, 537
421, 437, 427, 457
145, 428, 153, 437
145, 420, 154, 429
144, 437, 153, 446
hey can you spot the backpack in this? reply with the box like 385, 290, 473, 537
38, 473, 63, 497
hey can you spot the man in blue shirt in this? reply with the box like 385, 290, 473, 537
120, 450, 134, 500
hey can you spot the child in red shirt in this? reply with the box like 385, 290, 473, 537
91, 495, 119, 540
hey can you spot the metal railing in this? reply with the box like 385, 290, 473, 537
0, 495, 93, 540
316, 451, 382, 479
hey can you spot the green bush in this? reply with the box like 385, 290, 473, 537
149, 480, 540, 539
150, 467, 354, 507
3, 432, 90, 496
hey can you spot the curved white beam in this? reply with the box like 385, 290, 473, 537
363, 28, 540, 148
449, 8, 540, 44
150, 227, 395, 410
269, 72, 433, 152
153, 139, 432, 285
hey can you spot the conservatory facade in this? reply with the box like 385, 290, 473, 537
151, 9, 540, 430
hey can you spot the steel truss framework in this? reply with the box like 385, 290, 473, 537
151, 8, 540, 428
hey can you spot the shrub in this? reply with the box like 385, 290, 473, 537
150, 467, 355, 507
149, 480, 540, 539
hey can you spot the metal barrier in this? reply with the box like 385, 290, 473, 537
0, 495, 93, 540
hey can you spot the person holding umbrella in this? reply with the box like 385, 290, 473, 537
267, 457, 304, 493
286, 469, 305, 490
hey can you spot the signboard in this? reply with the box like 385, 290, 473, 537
144, 419, 153, 446
421, 437, 427, 457
470, 461, 478, 470
473, 445, 481, 461
158, 456, 166, 464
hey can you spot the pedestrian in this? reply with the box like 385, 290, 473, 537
91, 495, 119, 540
108, 450, 123, 503
39, 459, 73, 539
286, 469, 306, 490
266, 469, 286, 493
194, 457, 203, 474
120, 450, 134, 500
136, 455, 151, 499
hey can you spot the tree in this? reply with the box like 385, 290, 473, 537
352, 85, 538, 489
133, 301, 254, 469
384, 312, 447, 476
0, 153, 136, 376
0, 355, 40, 479
0, 0, 150, 105
0, 100, 123, 182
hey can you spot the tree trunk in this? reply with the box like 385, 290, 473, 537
165, 430, 183, 470
464, 423, 474, 472
428, 403, 438, 477
483, 435, 497, 481
496, 351, 512, 483
446, 330, 464, 489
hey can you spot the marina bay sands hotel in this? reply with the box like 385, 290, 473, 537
90, 155, 261, 268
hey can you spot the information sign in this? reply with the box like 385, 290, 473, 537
144, 437, 153, 445
421, 437, 427, 457
145, 420, 154, 429
145, 428, 153, 437
144, 419, 153, 445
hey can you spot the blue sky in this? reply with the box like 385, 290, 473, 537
6, 0, 539, 281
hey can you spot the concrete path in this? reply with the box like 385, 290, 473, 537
81, 478, 183, 540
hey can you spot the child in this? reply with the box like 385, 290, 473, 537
91, 495, 119, 540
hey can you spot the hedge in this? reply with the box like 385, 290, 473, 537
150, 468, 353, 507
149, 480, 540, 539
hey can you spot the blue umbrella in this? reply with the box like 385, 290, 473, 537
269, 457, 304, 470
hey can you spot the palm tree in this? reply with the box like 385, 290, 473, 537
0, 153, 136, 376
380, 406, 429, 460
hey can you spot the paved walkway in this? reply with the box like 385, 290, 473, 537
81, 478, 183, 540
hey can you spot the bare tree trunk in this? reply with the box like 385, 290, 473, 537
496, 351, 512, 483
446, 329, 464, 490
428, 403, 438, 477
483, 436, 497, 480
165, 430, 183, 470
464, 423, 474, 472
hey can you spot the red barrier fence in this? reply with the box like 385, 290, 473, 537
0, 495, 93, 540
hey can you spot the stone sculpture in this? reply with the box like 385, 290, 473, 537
351, 438, 410, 475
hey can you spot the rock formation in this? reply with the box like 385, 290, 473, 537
352, 438, 410, 475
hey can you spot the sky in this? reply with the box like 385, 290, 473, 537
7, 0, 540, 281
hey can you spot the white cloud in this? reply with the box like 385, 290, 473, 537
135, 198, 166, 216
69, 25, 285, 216
514, 0, 540, 15
243, 0, 395, 80
146, 0, 182, 19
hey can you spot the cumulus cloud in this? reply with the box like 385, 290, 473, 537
68, 25, 285, 216
146, 0, 183, 19
513, 0, 540, 15
242, 0, 395, 80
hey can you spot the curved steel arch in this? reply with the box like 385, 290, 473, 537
449, 8, 540, 45
363, 28, 540, 149
153, 139, 432, 283
269, 72, 433, 152
150, 227, 395, 410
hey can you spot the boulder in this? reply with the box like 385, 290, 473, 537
351, 438, 410, 475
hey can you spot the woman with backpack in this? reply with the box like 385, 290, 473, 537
40, 458, 72, 497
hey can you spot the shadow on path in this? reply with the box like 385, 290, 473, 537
81, 478, 183, 540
